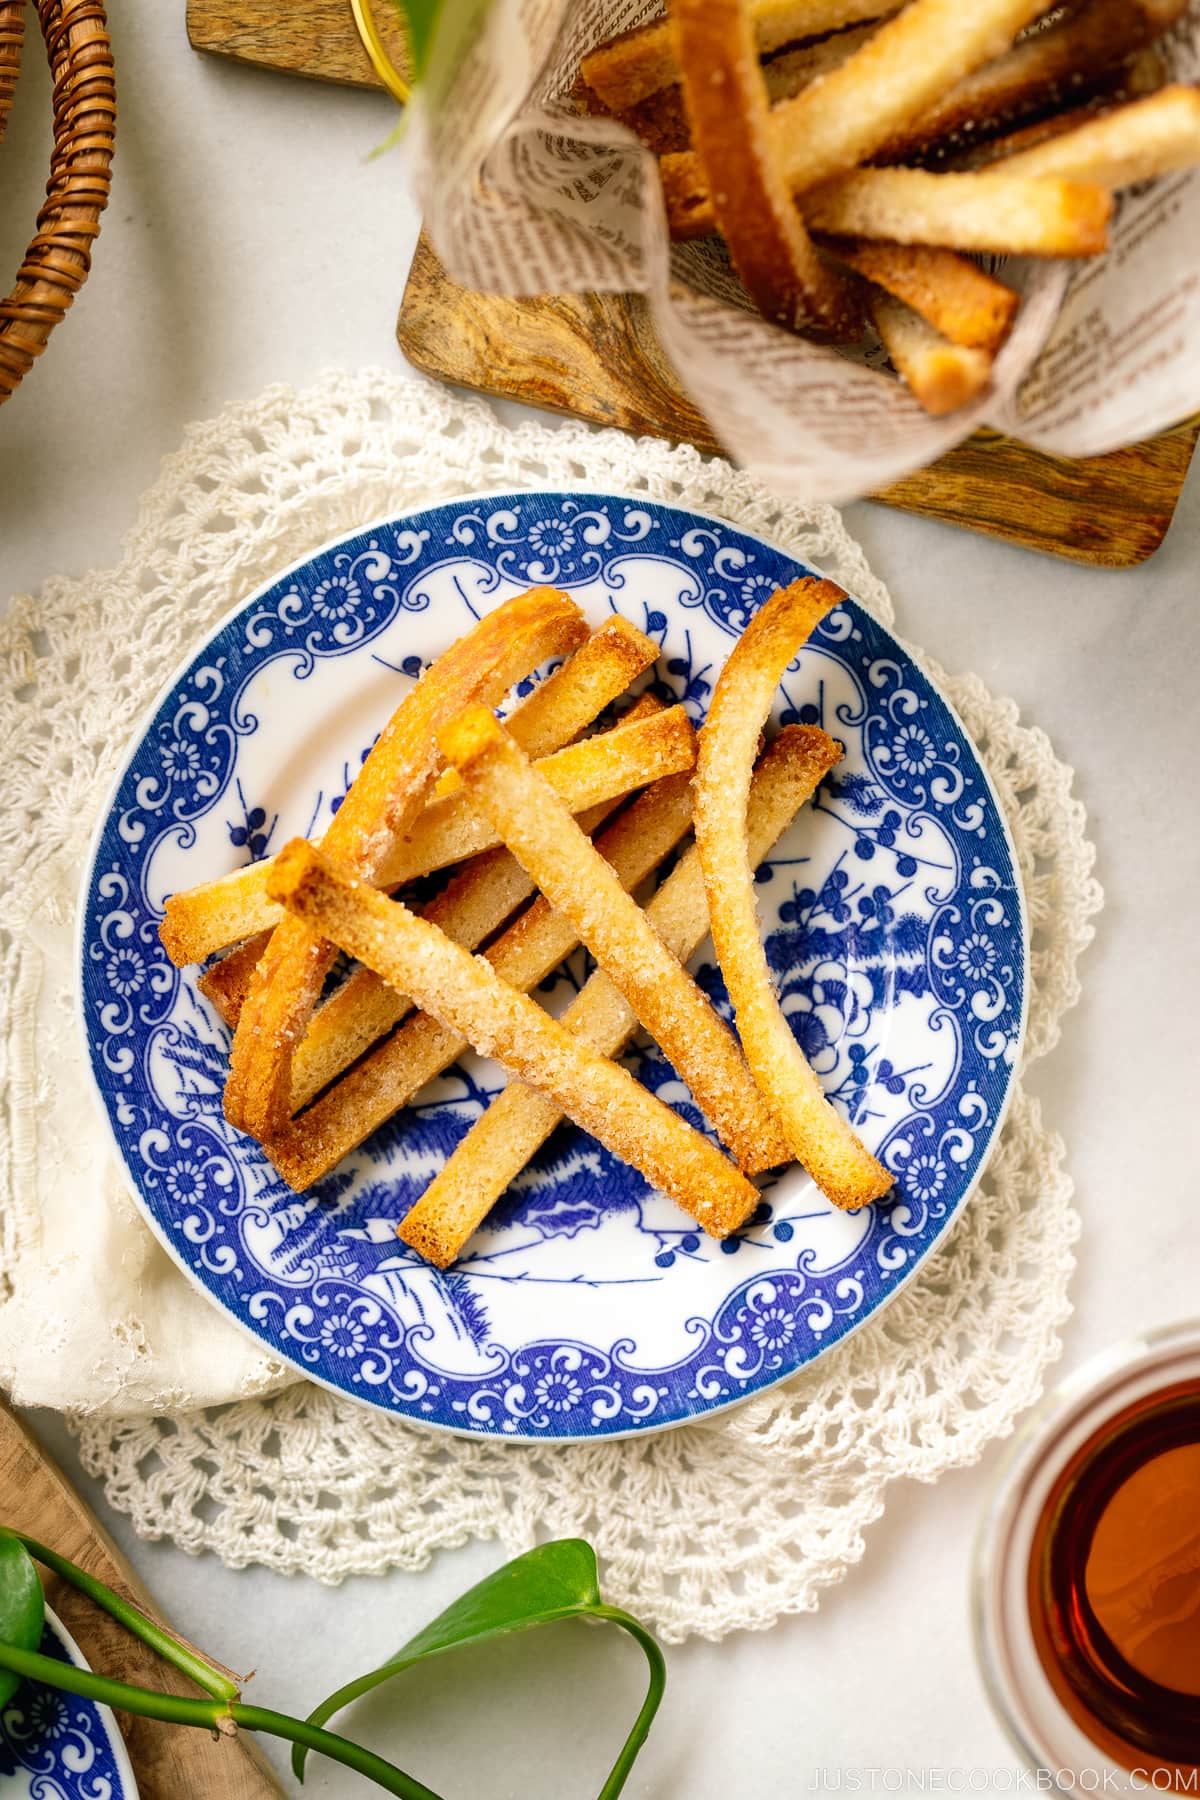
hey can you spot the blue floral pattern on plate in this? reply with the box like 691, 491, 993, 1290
0, 1610, 137, 1798
79, 493, 1027, 1440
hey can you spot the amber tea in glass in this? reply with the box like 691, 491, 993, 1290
975, 1324, 1200, 1785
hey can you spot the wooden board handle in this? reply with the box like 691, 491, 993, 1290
0, 1401, 284, 1798
187, 0, 410, 92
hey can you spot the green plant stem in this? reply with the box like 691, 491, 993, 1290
0, 1641, 233, 1729
0, 1643, 445, 1800
1, 1530, 238, 1701
233, 1706, 444, 1800
590, 1606, 667, 1800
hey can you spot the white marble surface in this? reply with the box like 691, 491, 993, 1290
3, 5, 1199, 1795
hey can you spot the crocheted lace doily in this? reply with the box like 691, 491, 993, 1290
0, 370, 1098, 1643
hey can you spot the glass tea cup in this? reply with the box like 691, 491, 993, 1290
973, 1320, 1200, 1788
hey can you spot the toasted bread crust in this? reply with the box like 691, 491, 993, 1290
940, 50, 1168, 170
222, 588, 588, 1139
579, 0, 901, 113
163, 705, 691, 966
266, 764, 697, 1191
869, 290, 994, 414
657, 0, 1182, 241
207, 693, 667, 1115
196, 933, 270, 1026
590, 21, 880, 157
803, 167, 1112, 256
879, 0, 1187, 162
400, 726, 842, 1267
821, 237, 1018, 352
672, 0, 862, 339
381, 705, 697, 885
994, 83, 1200, 189
266, 840, 760, 1236
694, 580, 895, 1211
440, 703, 792, 1174
767, 0, 1051, 195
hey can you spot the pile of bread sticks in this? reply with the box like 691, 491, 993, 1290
578, 0, 1200, 413
159, 581, 894, 1270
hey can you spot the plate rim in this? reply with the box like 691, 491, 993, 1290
76, 486, 1031, 1443
0, 1605, 141, 1799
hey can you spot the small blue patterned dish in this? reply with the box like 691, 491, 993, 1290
0, 1608, 138, 1798
79, 492, 1027, 1442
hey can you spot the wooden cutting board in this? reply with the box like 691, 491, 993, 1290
0, 1402, 284, 1799
186, 0, 409, 89
396, 234, 1199, 567
186, 0, 1198, 566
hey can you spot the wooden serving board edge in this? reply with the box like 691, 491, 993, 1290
1, 1402, 284, 1798
186, 0, 404, 91
397, 233, 1198, 568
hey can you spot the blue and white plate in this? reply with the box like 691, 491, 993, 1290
80, 492, 1027, 1441
0, 1608, 138, 1798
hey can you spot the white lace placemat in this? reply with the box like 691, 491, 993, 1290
0, 369, 1099, 1642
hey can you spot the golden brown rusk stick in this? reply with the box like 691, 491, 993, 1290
165, 615, 658, 969
758, 0, 1055, 196
579, 0, 903, 114
179, 596, 590, 994
763, 21, 877, 92
199, 785, 629, 1036
992, 84, 1200, 188
389, 707, 695, 881
163, 704, 694, 968
202, 804, 619, 1051
399, 726, 841, 1270
288, 800, 623, 1113
624, 13, 1118, 161
265, 765, 700, 1189
645, 31, 1022, 347
800, 167, 1112, 255
440, 707, 791, 1176
878, 0, 1186, 162
664, 156, 1114, 257
429, 613, 659, 800
598, 20, 879, 159
225, 588, 588, 1140
869, 291, 994, 415
265, 841, 760, 1236
658, 150, 722, 244
818, 239, 1018, 355
278, 694, 668, 1113
198, 933, 271, 1027
658, 0, 1182, 240
191, 627, 661, 1016
694, 580, 893, 1211
672, 0, 862, 340
941, 51, 1167, 171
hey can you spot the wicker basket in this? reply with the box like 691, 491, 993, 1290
0, 0, 21, 147
0, 0, 114, 407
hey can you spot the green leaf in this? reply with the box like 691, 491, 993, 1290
0, 1532, 46, 1707
294, 1540, 665, 1799
389, 0, 439, 78
393, 1538, 603, 1662
388, 0, 494, 103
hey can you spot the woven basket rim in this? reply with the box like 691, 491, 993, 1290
0, 0, 24, 149
0, 0, 115, 408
